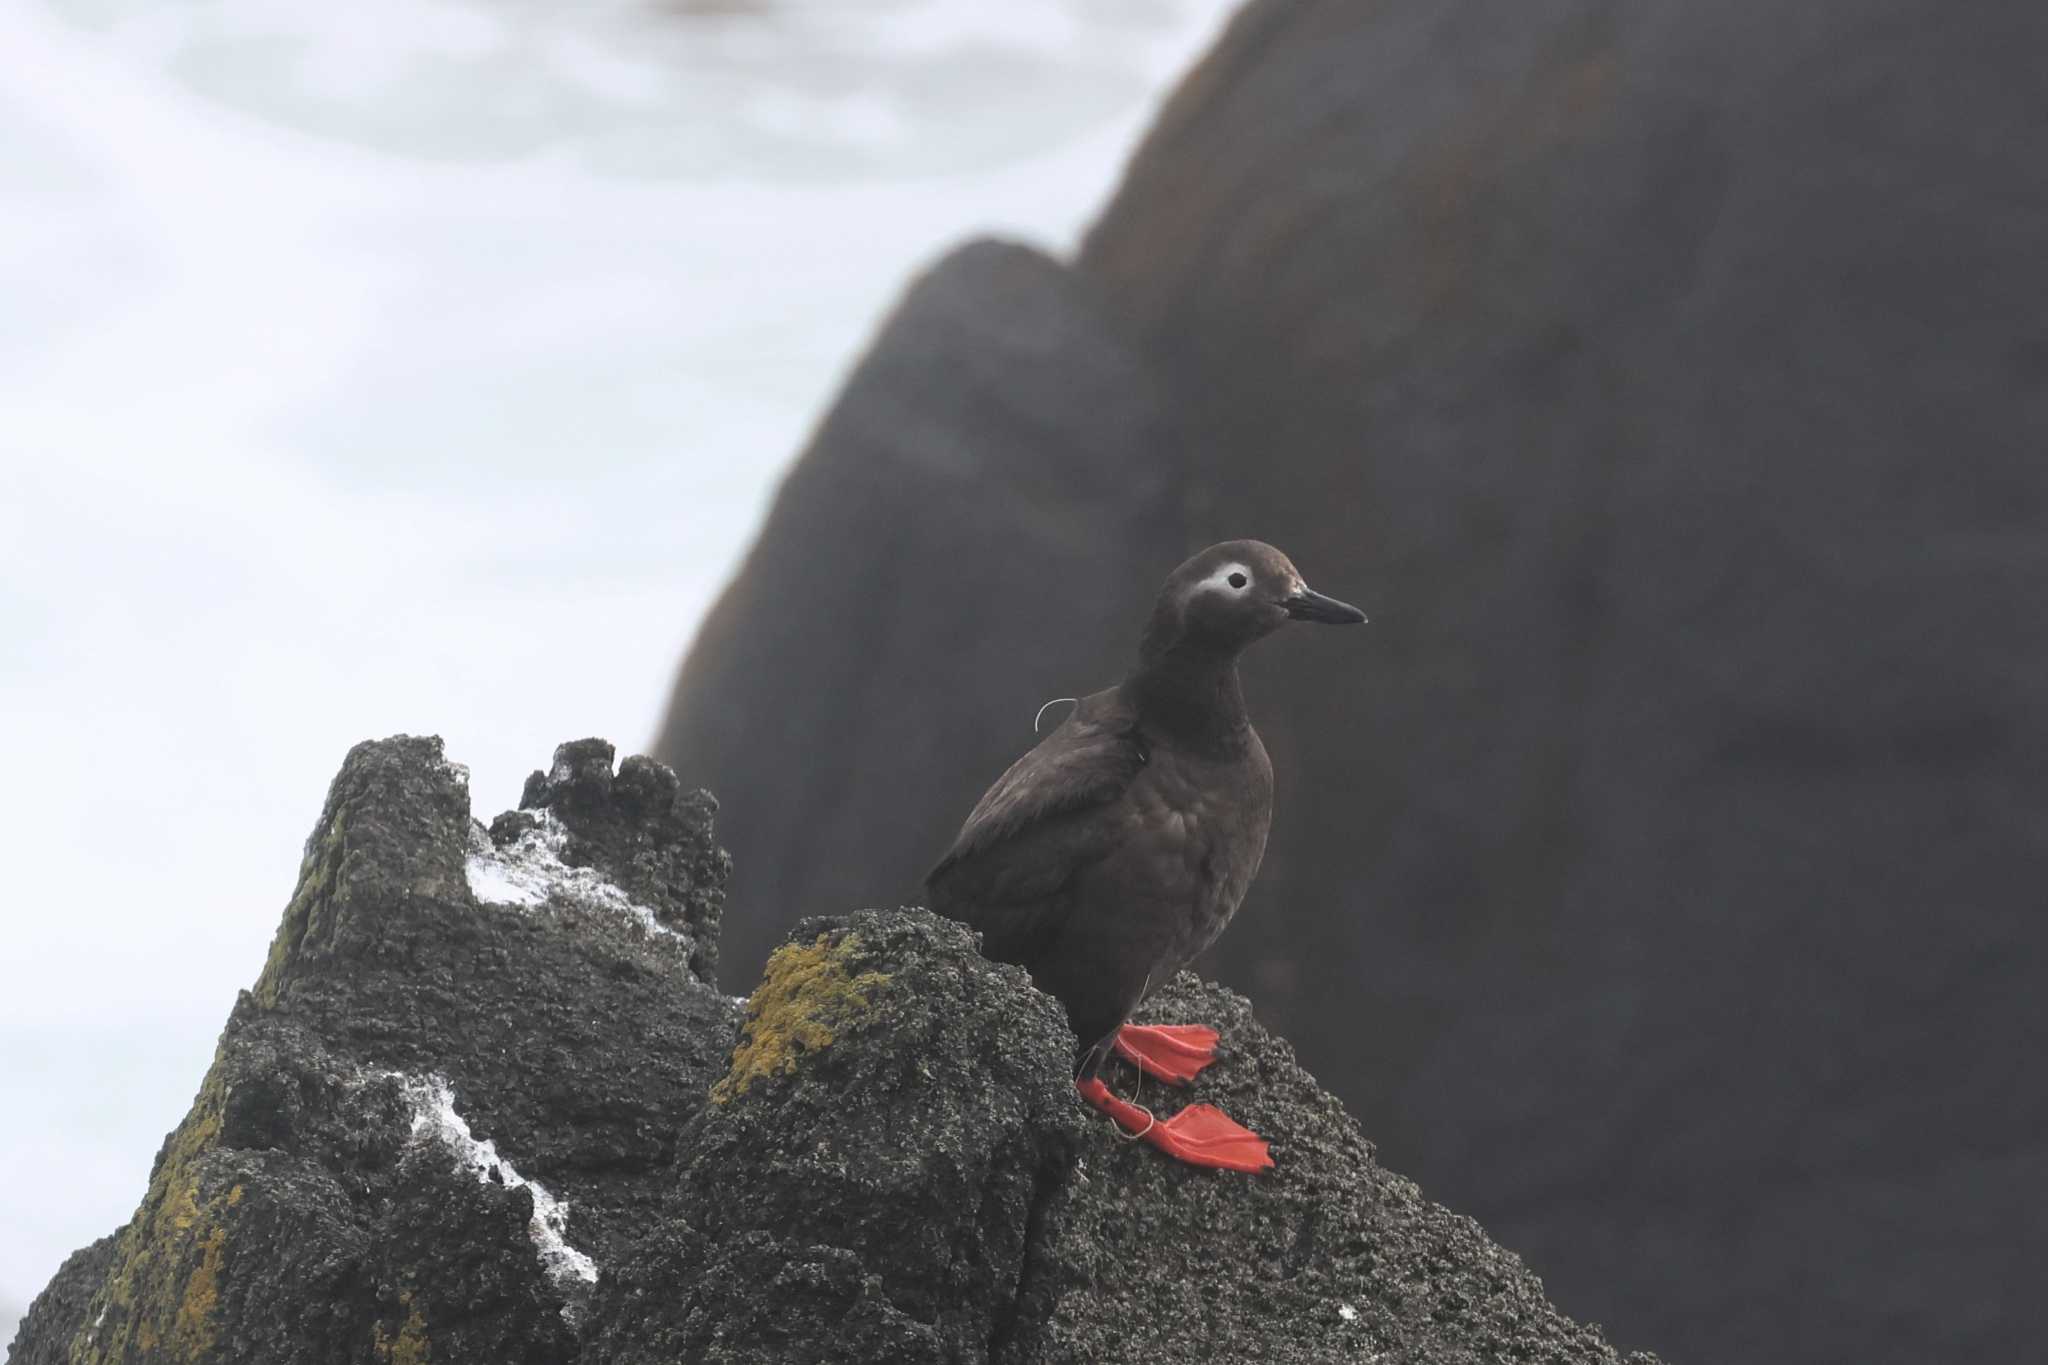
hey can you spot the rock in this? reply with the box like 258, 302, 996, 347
7, 1238, 115, 1365
583, 910, 1080, 1364
12, 737, 1660, 1364
649, 2, 2048, 1359
8, 736, 740, 1364
587, 909, 1661, 1365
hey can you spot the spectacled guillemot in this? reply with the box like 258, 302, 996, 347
928, 540, 1366, 1171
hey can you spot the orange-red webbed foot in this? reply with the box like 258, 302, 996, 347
1113, 1023, 1220, 1086
1076, 1077, 1274, 1173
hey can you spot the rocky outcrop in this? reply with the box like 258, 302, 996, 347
11, 737, 1660, 1364
8, 736, 741, 1364
651, 2, 2048, 1360
589, 909, 1660, 1365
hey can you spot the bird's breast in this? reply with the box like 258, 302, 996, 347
1121, 753, 1272, 919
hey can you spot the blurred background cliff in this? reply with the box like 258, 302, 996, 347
5, 1, 2043, 1361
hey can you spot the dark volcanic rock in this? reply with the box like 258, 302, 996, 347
583, 910, 1080, 1364
650, 2, 2048, 1360
510, 737, 729, 985
14, 738, 1655, 1364
8, 736, 740, 1365
586, 910, 1659, 1365
8, 1237, 115, 1365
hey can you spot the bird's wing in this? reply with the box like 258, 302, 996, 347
926, 704, 1147, 960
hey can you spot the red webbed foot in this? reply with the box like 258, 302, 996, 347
1076, 1077, 1274, 1173
1112, 1023, 1220, 1086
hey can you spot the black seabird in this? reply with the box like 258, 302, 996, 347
928, 540, 1366, 1171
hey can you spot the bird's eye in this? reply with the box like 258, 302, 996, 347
1228, 572, 1248, 589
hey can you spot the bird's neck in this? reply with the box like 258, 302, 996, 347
1128, 643, 1250, 751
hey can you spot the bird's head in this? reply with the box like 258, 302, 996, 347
1141, 540, 1366, 663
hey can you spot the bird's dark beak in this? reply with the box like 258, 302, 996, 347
1282, 586, 1367, 625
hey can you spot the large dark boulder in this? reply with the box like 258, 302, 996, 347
12, 738, 1655, 1364
651, 2, 2048, 1360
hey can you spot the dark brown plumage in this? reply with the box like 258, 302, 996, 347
927, 541, 1365, 1137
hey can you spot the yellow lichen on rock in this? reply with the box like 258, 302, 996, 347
70, 1066, 233, 1364
373, 1300, 431, 1365
169, 1226, 226, 1358
253, 811, 350, 1007
712, 932, 891, 1102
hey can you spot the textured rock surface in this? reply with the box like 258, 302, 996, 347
8, 735, 741, 1364
588, 910, 1660, 1365
651, 2, 2048, 1360
7, 1239, 114, 1365
12, 739, 1659, 1364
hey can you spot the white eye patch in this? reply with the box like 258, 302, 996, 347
1193, 562, 1255, 596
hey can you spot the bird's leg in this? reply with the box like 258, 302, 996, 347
1120, 1042, 1152, 1141
1076, 1026, 1273, 1173
1077, 1032, 1119, 1084
1113, 1023, 1221, 1086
